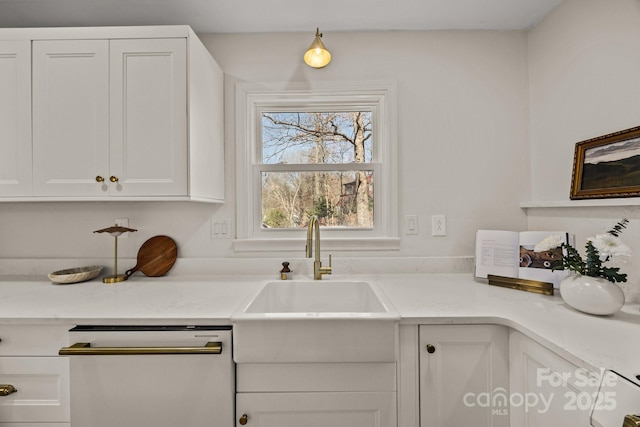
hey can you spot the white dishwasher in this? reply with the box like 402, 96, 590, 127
59, 325, 234, 427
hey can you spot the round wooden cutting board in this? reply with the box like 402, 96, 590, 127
126, 235, 178, 277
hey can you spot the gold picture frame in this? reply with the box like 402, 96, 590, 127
570, 125, 640, 200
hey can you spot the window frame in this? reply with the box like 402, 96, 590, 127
234, 81, 399, 252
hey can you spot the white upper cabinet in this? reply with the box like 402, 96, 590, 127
33, 40, 110, 197
0, 26, 223, 202
109, 38, 187, 197
0, 41, 32, 196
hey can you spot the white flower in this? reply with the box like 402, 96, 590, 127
534, 234, 565, 252
588, 233, 632, 261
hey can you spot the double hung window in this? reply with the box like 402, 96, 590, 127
235, 82, 397, 251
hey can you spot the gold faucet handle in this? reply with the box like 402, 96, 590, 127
320, 254, 332, 275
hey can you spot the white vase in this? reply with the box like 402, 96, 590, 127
560, 274, 625, 315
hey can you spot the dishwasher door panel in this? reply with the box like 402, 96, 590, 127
64, 327, 234, 427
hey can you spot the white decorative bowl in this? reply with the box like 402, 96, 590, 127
48, 266, 103, 284
560, 274, 625, 315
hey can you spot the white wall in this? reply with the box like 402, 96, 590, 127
527, 0, 640, 297
0, 30, 530, 264
528, 0, 640, 202
204, 31, 530, 259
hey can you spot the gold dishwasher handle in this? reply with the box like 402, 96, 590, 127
0, 384, 17, 396
624, 415, 640, 427
59, 341, 222, 356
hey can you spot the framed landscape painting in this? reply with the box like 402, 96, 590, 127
570, 126, 640, 199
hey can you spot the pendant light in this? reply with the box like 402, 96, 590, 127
304, 28, 331, 68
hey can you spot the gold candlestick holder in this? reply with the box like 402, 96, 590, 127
94, 224, 137, 283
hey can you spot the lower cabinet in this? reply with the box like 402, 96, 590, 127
0, 358, 69, 424
0, 324, 71, 426
509, 330, 599, 426
419, 325, 510, 427
0, 322, 604, 427
235, 363, 397, 427
236, 392, 396, 427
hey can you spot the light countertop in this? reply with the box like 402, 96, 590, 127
0, 274, 262, 324
1, 272, 638, 386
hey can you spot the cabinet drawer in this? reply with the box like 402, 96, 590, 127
237, 363, 396, 392
0, 424, 68, 426
0, 357, 70, 423
0, 325, 71, 356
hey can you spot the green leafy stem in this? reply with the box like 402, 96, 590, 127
551, 219, 629, 283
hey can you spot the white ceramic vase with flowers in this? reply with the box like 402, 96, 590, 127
535, 219, 631, 316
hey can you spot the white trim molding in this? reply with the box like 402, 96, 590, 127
235, 80, 399, 252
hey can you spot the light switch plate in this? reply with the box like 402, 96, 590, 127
404, 214, 418, 235
211, 219, 232, 239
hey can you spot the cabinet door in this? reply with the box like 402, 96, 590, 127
0, 41, 31, 197
32, 40, 110, 196
509, 330, 599, 427
109, 39, 187, 196
419, 325, 509, 427
0, 357, 70, 423
236, 392, 396, 427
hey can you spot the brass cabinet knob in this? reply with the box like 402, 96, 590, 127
109, 176, 119, 183
239, 414, 248, 425
0, 384, 17, 396
426, 344, 436, 354
95, 176, 105, 183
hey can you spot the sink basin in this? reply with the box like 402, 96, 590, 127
231, 279, 399, 363
243, 281, 388, 315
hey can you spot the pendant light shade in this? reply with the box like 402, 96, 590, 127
304, 28, 331, 68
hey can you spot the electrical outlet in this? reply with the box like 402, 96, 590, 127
431, 215, 446, 236
115, 218, 129, 238
211, 219, 232, 239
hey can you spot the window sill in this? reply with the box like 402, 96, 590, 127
520, 199, 640, 208
233, 237, 401, 253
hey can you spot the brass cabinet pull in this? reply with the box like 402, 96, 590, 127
95, 176, 105, 183
0, 384, 17, 396
426, 344, 436, 354
59, 341, 222, 356
239, 414, 248, 425
109, 176, 119, 183
624, 415, 640, 427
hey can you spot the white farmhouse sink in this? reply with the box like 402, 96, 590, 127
231, 279, 399, 363
243, 280, 388, 315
